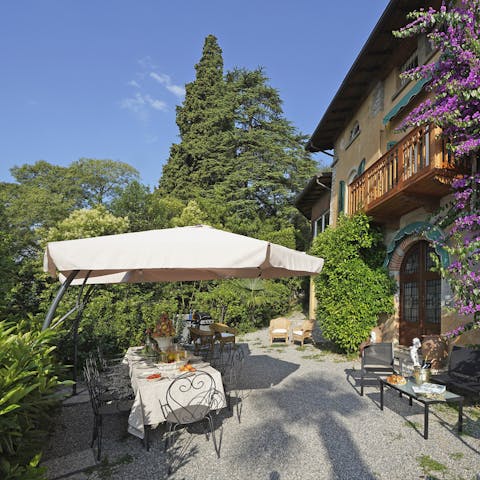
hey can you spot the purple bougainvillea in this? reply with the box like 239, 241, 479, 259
394, 0, 480, 160
395, 1, 480, 339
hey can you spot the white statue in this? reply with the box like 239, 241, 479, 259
410, 337, 421, 367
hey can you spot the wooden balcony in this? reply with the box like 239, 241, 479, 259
348, 125, 463, 225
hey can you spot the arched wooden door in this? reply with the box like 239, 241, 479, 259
399, 241, 441, 345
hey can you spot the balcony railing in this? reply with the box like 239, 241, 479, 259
348, 125, 461, 222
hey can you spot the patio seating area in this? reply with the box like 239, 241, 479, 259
42, 323, 480, 480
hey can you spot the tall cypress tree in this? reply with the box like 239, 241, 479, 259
219, 68, 317, 240
158, 35, 234, 199
157, 38, 318, 248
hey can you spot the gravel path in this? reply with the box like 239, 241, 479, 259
44, 324, 480, 480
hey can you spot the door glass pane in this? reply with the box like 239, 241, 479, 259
403, 248, 419, 274
425, 279, 441, 324
403, 282, 419, 323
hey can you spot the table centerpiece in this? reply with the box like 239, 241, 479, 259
151, 313, 176, 351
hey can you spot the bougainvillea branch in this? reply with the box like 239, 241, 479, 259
432, 174, 480, 339
394, 0, 480, 160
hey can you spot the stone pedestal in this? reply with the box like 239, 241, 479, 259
153, 336, 173, 351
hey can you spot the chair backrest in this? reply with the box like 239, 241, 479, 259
361, 342, 394, 368
448, 346, 480, 377
301, 319, 315, 332
210, 322, 235, 334
270, 318, 290, 330
163, 370, 220, 424
83, 364, 101, 415
96, 345, 108, 371
224, 347, 245, 390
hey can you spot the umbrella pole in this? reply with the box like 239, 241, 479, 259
42, 270, 79, 331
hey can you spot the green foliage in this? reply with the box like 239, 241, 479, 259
44, 205, 130, 242
0, 320, 67, 480
158, 37, 317, 251
69, 158, 140, 207
311, 213, 395, 353
0, 158, 140, 322
158, 35, 234, 199
172, 200, 209, 227
110, 181, 153, 232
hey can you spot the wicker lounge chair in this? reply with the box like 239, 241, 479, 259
292, 319, 315, 346
269, 318, 291, 344
210, 322, 238, 351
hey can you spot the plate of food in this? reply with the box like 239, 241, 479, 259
143, 373, 162, 381
386, 374, 407, 385
179, 363, 196, 373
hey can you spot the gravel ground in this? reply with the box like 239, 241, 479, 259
44, 322, 480, 480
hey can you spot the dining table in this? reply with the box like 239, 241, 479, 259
123, 346, 227, 442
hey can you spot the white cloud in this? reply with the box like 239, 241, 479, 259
145, 94, 167, 111
150, 72, 169, 85
120, 92, 146, 113
167, 84, 186, 97
120, 92, 167, 121
150, 71, 185, 98
128, 80, 140, 88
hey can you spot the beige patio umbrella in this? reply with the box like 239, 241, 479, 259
44, 224, 324, 286
43, 225, 324, 392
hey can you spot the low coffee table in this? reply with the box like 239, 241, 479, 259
379, 378, 463, 439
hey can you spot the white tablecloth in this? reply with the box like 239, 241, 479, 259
124, 347, 226, 439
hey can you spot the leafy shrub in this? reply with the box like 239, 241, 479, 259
310, 213, 395, 353
0, 320, 67, 480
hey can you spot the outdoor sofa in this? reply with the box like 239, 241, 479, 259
430, 345, 480, 397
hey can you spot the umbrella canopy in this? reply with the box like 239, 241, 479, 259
44, 225, 324, 285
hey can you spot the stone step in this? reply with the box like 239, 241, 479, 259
42, 449, 96, 480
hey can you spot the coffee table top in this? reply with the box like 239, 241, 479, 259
380, 378, 463, 404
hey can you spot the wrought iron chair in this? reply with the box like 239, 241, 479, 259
222, 346, 246, 423
360, 342, 397, 396
160, 370, 223, 473
83, 363, 133, 460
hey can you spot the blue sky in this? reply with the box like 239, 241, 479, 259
0, 1, 390, 189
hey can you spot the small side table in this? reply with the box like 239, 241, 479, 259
379, 378, 463, 439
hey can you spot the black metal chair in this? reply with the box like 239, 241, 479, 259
83, 363, 133, 460
160, 370, 222, 472
222, 346, 246, 422
360, 342, 396, 396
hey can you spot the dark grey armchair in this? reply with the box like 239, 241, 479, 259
360, 342, 396, 396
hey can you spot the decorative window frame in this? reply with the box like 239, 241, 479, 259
345, 121, 361, 150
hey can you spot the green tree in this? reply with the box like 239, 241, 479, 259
158, 35, 234, 199
70, 158, 140, 207
172, 200, 209, 227
311, 213, 395, 353
221, 68, 317, 244
108, 180, 152, 232
44, 205, 130, 242
0, 159, 139, 321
